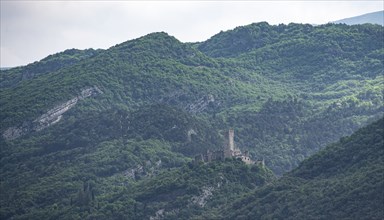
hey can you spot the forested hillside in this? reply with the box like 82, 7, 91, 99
219, 117, 384, 220
0, 48, 101, 88
0, 22, 383, 219
198, 22, 384, 173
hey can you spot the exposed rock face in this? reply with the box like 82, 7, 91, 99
191, 186, 214, 207
123, 165, 144, 180
159, 91, 217, 114
2, 86, 103, 141
186, 94, 215, 114
33, 98, 78, 132
122, 159, 162, 180
2, 122, 32, 140
149, 209, 165, 220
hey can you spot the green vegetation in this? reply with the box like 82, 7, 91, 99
0, 22, 383, 219
220, 117, 384, 220
0, 144, 273, 220
0, 48, 101, 88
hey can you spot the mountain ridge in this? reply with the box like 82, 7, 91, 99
333, 10, 384, 26
0, 21, 383, 219
0, 48, 101, 88
1, 22, 383, 174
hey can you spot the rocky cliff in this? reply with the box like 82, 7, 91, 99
2, 86, 103, 140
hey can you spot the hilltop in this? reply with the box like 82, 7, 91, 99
0, 22, 383, 219
333, 10, 384, 26
2, 22, 383, 175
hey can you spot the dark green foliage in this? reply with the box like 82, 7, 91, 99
198, 22, 281, 57
200, 23, 383, 84
93, 159, 274, 220
13, 104, 221, 155
0, 22, 383, 219
221, 118, 384, 220
0, 48, 101, 88
232, 96, 383, 175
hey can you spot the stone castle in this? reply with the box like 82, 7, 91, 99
194, 129, 264, 166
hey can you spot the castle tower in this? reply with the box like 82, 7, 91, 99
224, 129, 240, 158
228, 129, 235, 151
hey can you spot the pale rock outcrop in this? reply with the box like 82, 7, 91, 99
149, 209, 165, 220
191, 186, 214, 207
123, 165, 144, 180
186, 94, 215, 113
2, 86, 102, 141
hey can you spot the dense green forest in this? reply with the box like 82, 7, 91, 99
218, 117, 384, 220
0, 22, 383, 219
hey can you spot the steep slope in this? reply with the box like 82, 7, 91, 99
0, 32, 280, 133
220, 117, 384, 219
198, 22, 384, 174
98, 160, 274, 220
1, 24, 383, 176
333, 10, 384, 26
1, 21, 384, 219
0, 104, 225, 219
0, 48, 101, 88
0, 33, 211, 130
199, 22, 383, 81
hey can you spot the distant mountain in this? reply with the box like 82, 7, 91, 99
220, 117, 384, 219
333, 10, 384, 25
0, 22, 383, 219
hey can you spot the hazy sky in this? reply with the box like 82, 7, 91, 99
1, 1, 383, 67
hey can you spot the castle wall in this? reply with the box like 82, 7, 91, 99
194, 129, 257, 165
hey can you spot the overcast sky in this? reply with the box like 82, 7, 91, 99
1, 1, 383, 67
